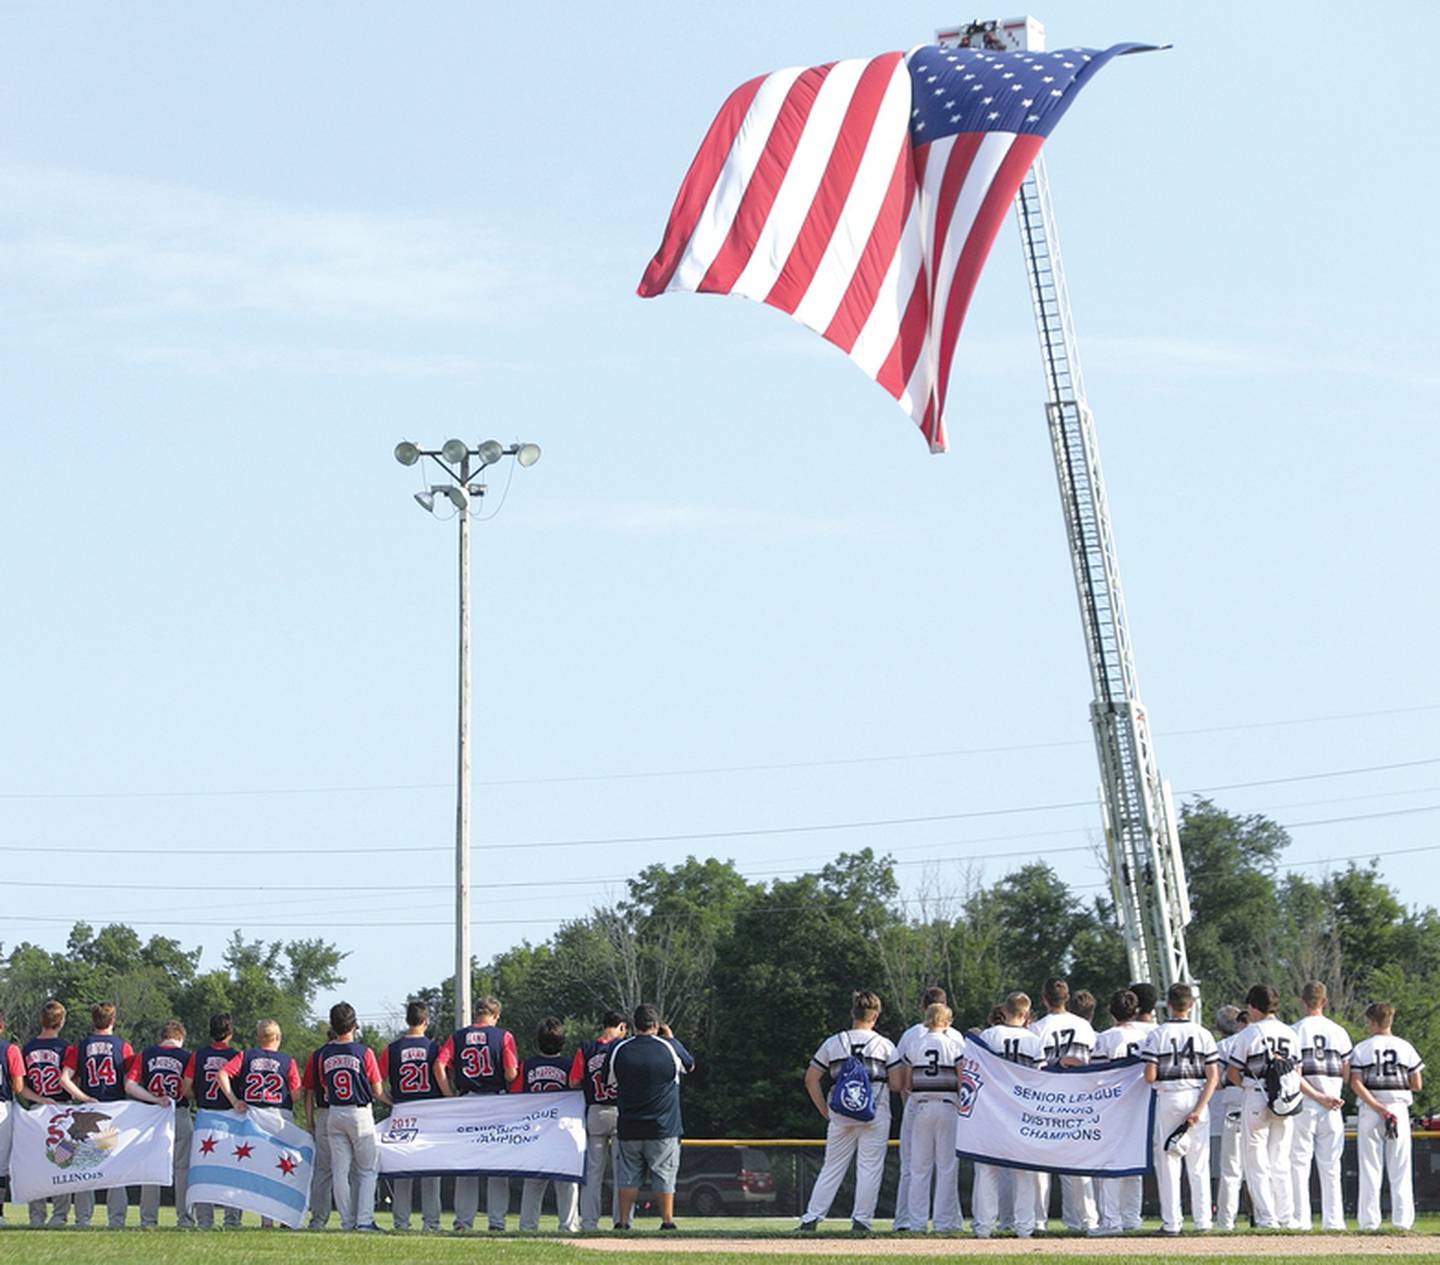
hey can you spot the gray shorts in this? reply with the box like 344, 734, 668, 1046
616, 1136, 682, 1193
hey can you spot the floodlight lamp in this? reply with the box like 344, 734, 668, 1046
394, 441, 421, 467
413, 490, 436, 513
476, 440, 504, 467
515, 442, 541, 468
443, 486, 468, 511
441, 438, 469, 465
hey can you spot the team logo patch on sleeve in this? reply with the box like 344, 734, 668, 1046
956, 1059, 985, 1118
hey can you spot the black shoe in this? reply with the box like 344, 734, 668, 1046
612, 1223, 631, 1232
795, 1220, 819, 1233
851, 1220, 871, 1235
660, 1222, 678, 1231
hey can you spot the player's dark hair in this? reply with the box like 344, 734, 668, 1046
475, 996, 501, 1020
536, 1016, 566, 1055
633, 1004, 661, 1032
92, 1002, 117, 1030
0, 1009, 6, 1028
987, 1005, 1007, 1027
160, 1019, 187, 1042
41, 1000, 66, 1030
601, 1009, 627, 1031
1071, 989, 1096, 1022
1042, 977, 1068, 1009
209, 1013, 233, 1042
329, 1002, 358, 1036
1246, 984, 1279, 1015
1167, 982, 1195, 1013
1108, 990, 1139, 1023
851, 991, 882, 1021
920, 986, 947, 1009
1365, 1001, 1395, 1029
1129, 982, 1158, 1015
406, 1000, 429, 1029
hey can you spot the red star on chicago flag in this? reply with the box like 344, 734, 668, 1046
233, 1142, 254, 1160
276, 1154, 297, 1176
199, 1136, 217, 1154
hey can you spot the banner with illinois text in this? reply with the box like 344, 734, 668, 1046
187, 1108, 315, 1229
954, 1037, 1155, 1177
378, 1092, 586, 1182
10, 1100, 174, 1203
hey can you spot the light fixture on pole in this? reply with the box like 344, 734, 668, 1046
393, 437, 543, 1028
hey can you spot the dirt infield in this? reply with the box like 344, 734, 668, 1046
572, 1233, 1440, 1256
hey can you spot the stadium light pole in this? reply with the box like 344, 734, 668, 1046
394, 438, 542, 1028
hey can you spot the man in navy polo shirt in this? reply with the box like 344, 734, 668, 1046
602, 1005, 694, 1232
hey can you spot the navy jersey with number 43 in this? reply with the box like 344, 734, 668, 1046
383, 1036, 441, 1103
136, 1045, 190, 1104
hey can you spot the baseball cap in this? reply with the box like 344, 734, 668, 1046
1215, 1004, 1241, 1036
1164, 1120, 1193, 1157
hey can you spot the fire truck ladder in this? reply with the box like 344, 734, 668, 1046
1013, 153, 1194, 993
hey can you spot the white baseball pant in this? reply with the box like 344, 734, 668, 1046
892, 1099, 915, 1229
903, 1095, 961, 1231
1094, 1175, 1142, 1233
1240, 1093, 1294, 1228
580, 1104, 620, 1230
390, 1176, 441, 1232
1034, 1170, 1096, 1232
971, 1163, 1037, 1238
307, 1107, 333, 1228
1214, 1103, 1245, 1229
327, 1105, 378, 1230
520, 1177, 579, 1231
141, 1107, 194, 1228
1357, 1105, 1414, 1230
802, 1100, 891, 1228
455, 1176, 511, 1231
1290, 1098, 1344, 1230
1154, 1089, 1211, 1233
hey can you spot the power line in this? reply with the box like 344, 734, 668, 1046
3, 704, 1435, 801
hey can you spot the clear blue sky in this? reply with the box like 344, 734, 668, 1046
3, 2, 1437, 1029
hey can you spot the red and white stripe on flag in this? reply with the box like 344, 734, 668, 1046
638, 53, 1044, 454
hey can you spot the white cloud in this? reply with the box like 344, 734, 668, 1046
0, 163, 528, 325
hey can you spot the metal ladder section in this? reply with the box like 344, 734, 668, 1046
1013, 153, 1195, 994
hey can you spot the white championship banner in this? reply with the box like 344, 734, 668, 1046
10, 1100, 175, 1204
378, 1092, 586, 1182
955, 1036, 1155, 1177
187, 1107, 315, 1229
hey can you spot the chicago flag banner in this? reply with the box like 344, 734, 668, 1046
187, 1108, 314, 1229
10, 1100, 174, 1204
378, 1092, 586, 1181
955, 1036, 1155, 1176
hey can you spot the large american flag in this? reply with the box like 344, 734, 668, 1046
638, 42, 1153, 452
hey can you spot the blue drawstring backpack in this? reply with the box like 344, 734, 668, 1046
829, 1052, 877, 1121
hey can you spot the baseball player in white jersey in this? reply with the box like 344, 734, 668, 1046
1227, 983, 1340, 1229
1211, 1005, 1249, 1230
1349, 1000, 1425, 1230
892, 987, 952, 1231
1089, 989, 1155, 1234
1290, 980, 1352, 1230
899, 1002, 966, 1232
1140, 983, 1219, 1234
1029, 977, 1097, 1232
970, 992, 1043, 1239
797, 991, 903, 1234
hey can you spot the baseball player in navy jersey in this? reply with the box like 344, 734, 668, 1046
434, 995, 519, 1231
125, 1019, 193, 1229
512, 1016, 580, 1232
59, 1002, 134, 1228
899, 1002, 966, 1232
1029, 978, 1097, 1232
796, 991, 903, 1234
1350, 1001, 1425, 1230
19, 1000, 75, 1226
1140, 983, 1219, 1235
217, 1019, 303, 1114
380, 1000, 448, 1233
303, 1002, 383, 1232
0, 1010, 26, 1226
1290, 980, 1351, 1230
1227, 983, 1339, 1229
1089, 989, 1154, 1234
569, 1009, 626, 1231
892, 986, 949, 1232
181, 1012, 243, 1229
970, 992, 1042, 1239
306, 1024, 338, 1229
1211, 1005, 1249, 1231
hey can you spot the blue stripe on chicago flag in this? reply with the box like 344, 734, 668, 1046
188, 1163, 308, 1214
193, 1110, 315, 1164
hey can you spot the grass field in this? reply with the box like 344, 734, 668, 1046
2, 1214, 1436, 1265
